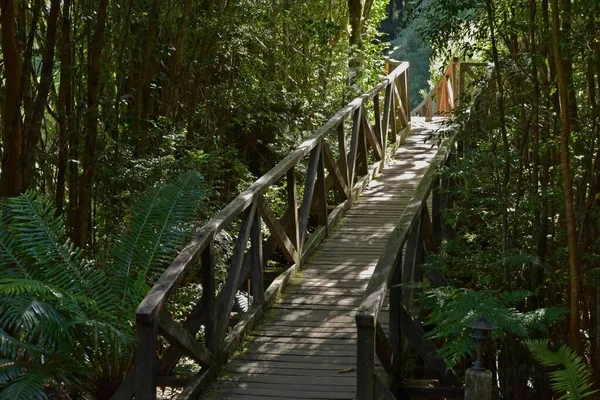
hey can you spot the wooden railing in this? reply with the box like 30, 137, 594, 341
112, 61, 412, 400
355, 60, 490, 400
412, 58, 486, 121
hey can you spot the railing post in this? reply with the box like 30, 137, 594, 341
287, 168, 300, 260
356, 314, 376, 400
315, 141, 329, 231
389, 249, 403, 379
250, 210, 264, 304
134, 318, 157, 400
337, 122, 350, 193
406, 66, 411, 123
201, 240, 217, 355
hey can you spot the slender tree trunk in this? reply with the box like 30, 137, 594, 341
21, 0, 60, 190
163, 0, 192, 120
74, 0, 109, 247
485, 0, 510, 284
0, 0, 24, 197
550, 0, 582, 355
134, 0, 160, 156
56, 0, 73, 216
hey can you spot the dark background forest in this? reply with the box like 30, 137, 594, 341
1, 0, 600, 398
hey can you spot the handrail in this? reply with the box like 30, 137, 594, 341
355, 59, 491, 399
413, 58, 487, 121
115, 60, 413, 400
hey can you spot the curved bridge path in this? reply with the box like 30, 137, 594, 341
205, 117, 443, 400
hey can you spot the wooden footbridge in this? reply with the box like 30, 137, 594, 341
112, 59, 488, 400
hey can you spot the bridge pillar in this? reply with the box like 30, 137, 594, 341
464, 368, 492, 400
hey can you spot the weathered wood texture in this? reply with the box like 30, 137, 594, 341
206, 119, 442, 399
115, 62, 412, 400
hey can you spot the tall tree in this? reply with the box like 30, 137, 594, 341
74, 0, 110, 247
550, 0, 582, 355
0, 0, 23, 197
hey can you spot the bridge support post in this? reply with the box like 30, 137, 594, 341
464, 368, 492, 400
356, 314, 376, 400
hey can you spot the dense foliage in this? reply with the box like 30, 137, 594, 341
409, 0, 600, 397
0, 0, 405, 397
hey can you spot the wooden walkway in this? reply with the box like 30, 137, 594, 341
205, 118, 442, 400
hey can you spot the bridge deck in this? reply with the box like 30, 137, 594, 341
206, 118, 442, 400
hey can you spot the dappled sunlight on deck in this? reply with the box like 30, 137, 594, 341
207, 118, 442, 399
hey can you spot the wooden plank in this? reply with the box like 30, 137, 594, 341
177, 368, 215, 400
157, 311, 216, 367
215, 386, 355, 399
220, 374, 355, 387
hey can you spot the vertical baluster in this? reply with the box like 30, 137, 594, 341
337, 121, 350, 192
287, 168, 300, 260
135, 319, 157, 400
250, 210, 264, 304
398, 71, 408, 128
315, 141, 328, 231
201, 240, 216, 356
432, 176, 445, 247
382, 83, 392, 149
406, 67, 412, 123
389, 83, 397, 143
373, 94, 383, 152
389, 249, 403, 381
348, 107, 361, 186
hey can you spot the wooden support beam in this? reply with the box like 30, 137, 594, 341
398, 304, 460, 386
157, 312, 216, 367
376, 320, 395, 374
361, 105, 383, 161
322, 141, 348, 198
348, 107, 362, 186
215, 203, 256, 344
298, 145, 321, 244
258, 196, 298, 263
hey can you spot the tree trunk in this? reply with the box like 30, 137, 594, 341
56, 0, 73, 216
0, 0, 24, 197
485, 0, 510, 285
163, 0, 193, 120
550, 0, 582, 355
21, 0, 61, 191
134, 0, 160, 156
74, 0, 109, 247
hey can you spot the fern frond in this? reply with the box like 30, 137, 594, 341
109, 171, 205, 312
0, 370, 47, 400
526, 339, 599, 400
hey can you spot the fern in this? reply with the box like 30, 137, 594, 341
110, 171, 205, 313
0, 171, 206, 398
421, 287, 567, 369
526, 340, 599, 400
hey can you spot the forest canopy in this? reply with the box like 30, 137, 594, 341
2, 0, 600, 398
